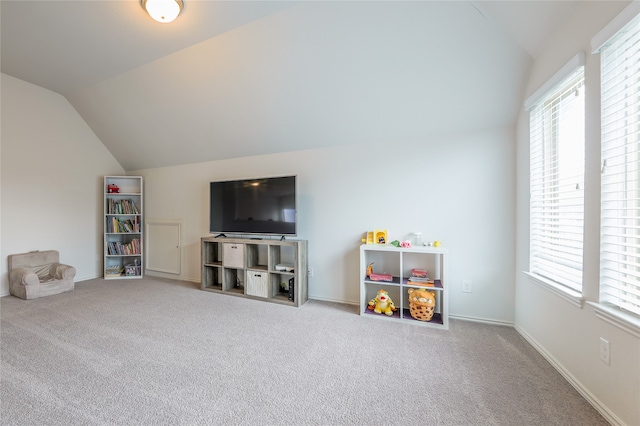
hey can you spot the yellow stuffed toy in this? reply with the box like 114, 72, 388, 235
408, 288, 436, 321
368, 289, 397, 316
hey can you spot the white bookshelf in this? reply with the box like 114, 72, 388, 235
104, 176, 143, 279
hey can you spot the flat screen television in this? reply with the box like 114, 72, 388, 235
209, 175, 297, 236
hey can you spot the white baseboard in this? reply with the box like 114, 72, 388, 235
449, 314, 514, 327
75, 274, 101, 282
514, 325, 624, 426
144, 270, 187, 281
308, 295, 359, 306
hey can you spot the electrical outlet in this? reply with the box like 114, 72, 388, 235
462, 280, 472, 293
308, 267, 314, 278
600, 337, 610, 365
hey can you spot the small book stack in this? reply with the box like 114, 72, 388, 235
408, 268, 434, 286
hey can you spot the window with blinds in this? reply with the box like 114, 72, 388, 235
599, 12, 640, 317
529, 65, 585, 293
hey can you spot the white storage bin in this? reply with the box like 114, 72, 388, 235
223, 243, 245, 268
246, 270, 268, 297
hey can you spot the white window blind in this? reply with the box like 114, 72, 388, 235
599, 12, 640, 316
529, 64, 585, 293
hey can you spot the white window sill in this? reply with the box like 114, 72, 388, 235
523, 271, 585, 308
587, 302, 640, 339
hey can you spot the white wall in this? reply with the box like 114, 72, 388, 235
0, 73, 125, 295
131, 126, 516, 323
515, 2, 640, 425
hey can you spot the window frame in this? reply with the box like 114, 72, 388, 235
526, 53, 586, 304
595, 9, 640, 324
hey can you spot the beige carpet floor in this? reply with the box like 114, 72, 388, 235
1, 276, 608, 425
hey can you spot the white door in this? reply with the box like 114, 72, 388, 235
146, 220, 181, 275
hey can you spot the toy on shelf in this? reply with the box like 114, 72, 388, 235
411, 268, 428, 278
390, 239, 412, 248
362, 229, 389, 244
362, 231, 375, 244
366, 262, 393, 282
408, 288, 436, 321
107, 184, 120, 194
370, 272, 393, 282
368, 289, 397, 316
374, 229, 388, 244
366, 262, 374, 277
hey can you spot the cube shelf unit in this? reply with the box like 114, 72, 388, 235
104, 176, 143, 279
201, 237, 308, 307
360, 244, 449, 329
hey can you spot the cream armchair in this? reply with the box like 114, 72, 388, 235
8, 250, 76, 299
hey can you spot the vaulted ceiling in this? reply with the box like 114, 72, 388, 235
1, 1, 592, 171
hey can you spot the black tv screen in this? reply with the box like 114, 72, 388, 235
209, 175, 297, 236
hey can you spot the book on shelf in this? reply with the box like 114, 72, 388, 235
407, 276, 435, 287
107, 199, 140, 215
107, 217, 140, 233
107, 238, 141, 255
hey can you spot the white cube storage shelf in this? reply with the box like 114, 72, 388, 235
360, 244, 449, 329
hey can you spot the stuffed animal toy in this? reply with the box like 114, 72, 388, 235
366, 262, 374, 278
368, 289, 397, 316
408, 288, 436, 321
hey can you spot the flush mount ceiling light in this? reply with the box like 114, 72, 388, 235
142, 0, 184, 24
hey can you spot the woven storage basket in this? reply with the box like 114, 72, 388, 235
409, 304, 434, 321
407, 288, 436, 321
